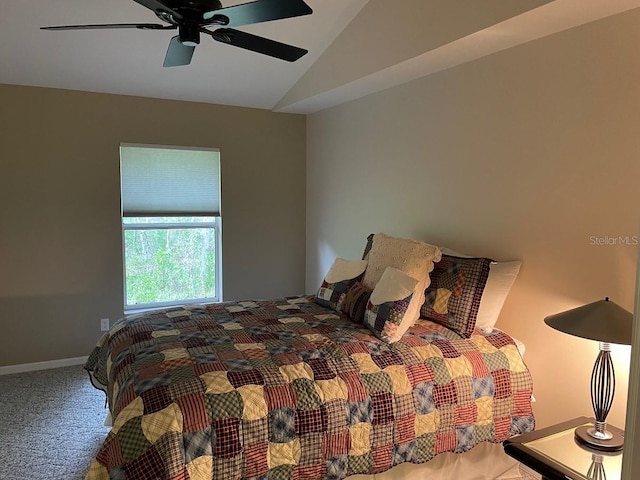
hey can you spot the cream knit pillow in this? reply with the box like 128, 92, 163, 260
362, 233, 442, 336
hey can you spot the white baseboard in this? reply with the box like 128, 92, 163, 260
0, 356, 88, 376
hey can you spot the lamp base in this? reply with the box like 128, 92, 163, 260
575, 425, 624, 452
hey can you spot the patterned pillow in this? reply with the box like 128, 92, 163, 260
441, 247, 521, 333
361, 232, 442, 331
339, 281, 372, 323
421, 255, 492, 338
315, 258, 368, 311
364, 267, 418, 343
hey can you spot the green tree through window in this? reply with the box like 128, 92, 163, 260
124, 217, 217, 306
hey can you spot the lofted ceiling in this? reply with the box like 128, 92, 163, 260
2, 0, 640, 113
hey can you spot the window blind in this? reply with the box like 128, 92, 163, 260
121, 145, 220, 217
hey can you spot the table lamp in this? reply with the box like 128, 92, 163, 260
544, 297, 633, 452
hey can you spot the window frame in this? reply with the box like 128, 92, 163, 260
119, 142, 222, 314
122, 216, 222, 313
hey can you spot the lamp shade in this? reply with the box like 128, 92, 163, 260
544, 298, 633, 346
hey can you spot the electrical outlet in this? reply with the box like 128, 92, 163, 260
100, 318, 110, 331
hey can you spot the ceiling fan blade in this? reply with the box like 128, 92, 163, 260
203, 0, 312, 27
164, 35, 195, 67
208, 28, 307, 62
41, 23, 174, 31
132, 0, 183, 20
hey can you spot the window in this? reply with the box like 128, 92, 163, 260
120, 144, 221, 311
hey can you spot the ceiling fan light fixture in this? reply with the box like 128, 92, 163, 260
179, 24, 200, 46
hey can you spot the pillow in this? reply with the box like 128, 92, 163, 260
421, 254, 491, 338
315, 258, 368, 311
340, 281, 373, 323
361, 233, 442, 329
441, 247, 521, 332
364, 267, 419, 343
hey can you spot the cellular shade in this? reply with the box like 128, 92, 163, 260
121, 145, 220, 217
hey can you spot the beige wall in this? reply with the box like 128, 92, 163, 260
0, 84, 307, 367
306, 10, 640, 429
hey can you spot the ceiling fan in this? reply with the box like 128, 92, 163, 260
41, 0, 313, 67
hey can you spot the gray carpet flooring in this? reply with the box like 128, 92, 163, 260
0, 365, 110, 480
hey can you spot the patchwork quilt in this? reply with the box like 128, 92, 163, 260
84, 296, 534, 480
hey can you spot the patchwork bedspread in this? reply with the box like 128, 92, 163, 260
84, 296, 534, 480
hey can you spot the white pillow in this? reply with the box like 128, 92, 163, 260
441, 247, 521, 332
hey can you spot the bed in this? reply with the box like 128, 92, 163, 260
84, 233, 535, 480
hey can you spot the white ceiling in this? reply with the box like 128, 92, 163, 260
2, 0, 640, 113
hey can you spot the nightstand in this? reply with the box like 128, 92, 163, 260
503, 417, 624, 480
